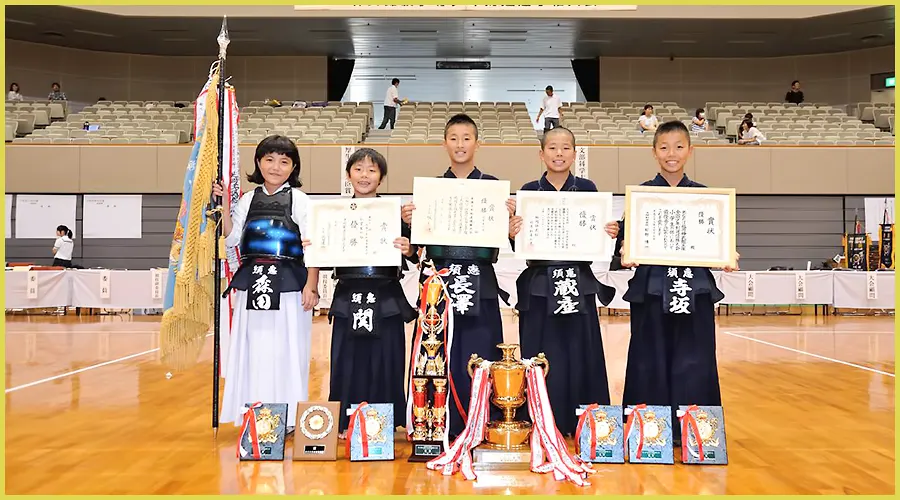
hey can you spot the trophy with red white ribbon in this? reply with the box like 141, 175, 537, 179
407, 265, 452, 462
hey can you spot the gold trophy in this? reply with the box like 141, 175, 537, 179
416, 279, 446, 377
409, 265, 451, 462
468, 343, 549, 470
431, 379, 447, 442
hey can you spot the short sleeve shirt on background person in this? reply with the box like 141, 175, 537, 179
384, 85, 399, 107
542, 94, 562, 118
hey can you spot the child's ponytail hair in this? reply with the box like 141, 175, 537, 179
57, 224, 73, 239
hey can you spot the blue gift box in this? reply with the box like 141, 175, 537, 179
348, 403, 395, 461
678, 405, 728, 465
238, 403, 288, 461
625, 405, 674, 464
575, 405, 625, 464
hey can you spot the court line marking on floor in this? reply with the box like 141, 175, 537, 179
722, 331, 895, 378
5, 333, 213, 394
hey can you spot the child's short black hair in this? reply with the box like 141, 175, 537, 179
345, 147, 388, 178
540, 126, 576, 149
246, 135, 302, 187
652, 120, 692, 148
444, 113, 479, 139
56, 225, 73, 238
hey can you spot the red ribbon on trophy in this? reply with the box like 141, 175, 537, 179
406, 267, 468, 442
346, 401, 371, 458
624, 404, 647, 460
575, 403, 601, 460
679, 405, 705, 463
237, 401, 264, 459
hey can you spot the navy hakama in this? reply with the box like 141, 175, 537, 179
513, 172, 616, 435
327, 220, 419, 433
620, 173, 725, 441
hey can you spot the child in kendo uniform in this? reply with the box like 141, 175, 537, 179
617, 121, 739, 443
507, 126, 619, 436
316, 148, 420, 438
214, 135, 320, 430
401, 113, 515, 438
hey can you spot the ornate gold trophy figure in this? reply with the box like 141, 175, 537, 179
407, 262, 451, 462
469, 344, 548, 451
464, 344, 547, 469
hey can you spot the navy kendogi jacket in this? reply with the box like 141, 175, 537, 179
619, 173, 725, 304
514, 172, 615, 308
423, 166, 509, 305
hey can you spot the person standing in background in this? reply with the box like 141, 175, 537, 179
378, 78, 403, 129
536, 85, 563, 134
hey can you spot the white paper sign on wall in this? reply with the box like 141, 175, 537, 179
574, 146, 589, 179
341, 146, 357, 197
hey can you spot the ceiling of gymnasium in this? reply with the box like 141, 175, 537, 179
5, 5, 895, 59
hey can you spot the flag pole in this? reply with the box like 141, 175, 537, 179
212, 15, 230, 439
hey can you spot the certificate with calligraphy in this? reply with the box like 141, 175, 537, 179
304, 197, 402, 268
623, 186, 736, 268
410, 177, 511, 248
514, 191, 614, 261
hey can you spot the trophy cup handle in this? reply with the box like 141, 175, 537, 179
467, 353, 484, 378
531, 352, 550, 377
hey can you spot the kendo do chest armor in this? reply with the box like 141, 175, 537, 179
239, 186, 304, 262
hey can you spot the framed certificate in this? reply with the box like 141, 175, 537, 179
623, 185, 737, 268
304, 197, 401, 268
410, 177, 511, 248
514, 191, 615, 261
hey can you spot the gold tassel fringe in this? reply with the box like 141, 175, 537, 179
159, 71, 223, 369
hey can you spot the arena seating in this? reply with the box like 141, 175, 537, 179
708, 101, 894, 145
557, 101, 728, 145
6, 100, 67, 141
6, 98, 895, 146
380, 101, 540, 145
237, 101, 372, 145
10, 100, 194, 144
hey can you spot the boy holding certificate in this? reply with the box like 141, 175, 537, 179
618, 121, 739, 444
212, 135, 319, 430
310, 148, 419, 438
507, 126, 619, 436
401, 113, 513, 438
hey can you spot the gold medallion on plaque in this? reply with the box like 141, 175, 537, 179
293, 402, 340, 461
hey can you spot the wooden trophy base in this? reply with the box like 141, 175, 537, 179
408, 440, 444, 462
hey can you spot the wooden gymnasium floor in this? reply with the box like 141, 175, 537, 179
4, 309, 895, 495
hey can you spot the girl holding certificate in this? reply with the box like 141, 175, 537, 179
618, 121, 738, 444
312, 148, 419, 438
212, 135, 319, 430
507, 126, 619, 436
